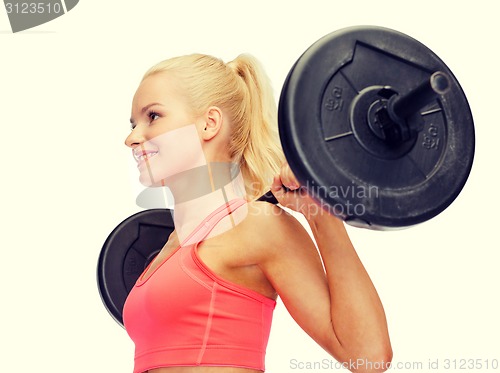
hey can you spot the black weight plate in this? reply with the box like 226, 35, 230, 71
97, 209, 174, 326
278, 26, 475, 229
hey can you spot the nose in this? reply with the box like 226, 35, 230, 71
125, 127, 145, 149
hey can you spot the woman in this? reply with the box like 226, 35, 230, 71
123, 53, 392, 373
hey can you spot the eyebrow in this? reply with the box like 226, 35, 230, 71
130, 102, 164, 124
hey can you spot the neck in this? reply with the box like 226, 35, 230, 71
165, 163, 248, 244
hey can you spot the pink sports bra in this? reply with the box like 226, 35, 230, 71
123, 199, 276, 373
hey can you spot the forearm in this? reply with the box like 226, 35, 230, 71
307, 212, 392, 368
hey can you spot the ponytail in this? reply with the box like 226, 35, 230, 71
227, 54, 285, 200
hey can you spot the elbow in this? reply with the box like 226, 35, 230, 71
367, 347, 393, 373
338, 343, 393, 373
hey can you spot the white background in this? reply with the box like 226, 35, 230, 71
1, 1, 499, 372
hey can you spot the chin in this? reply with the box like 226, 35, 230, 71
137, 166, 163, 187
135, 156, 168, 187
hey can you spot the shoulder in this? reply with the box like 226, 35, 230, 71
234, 201, 316, 261
243, 200, 301, 234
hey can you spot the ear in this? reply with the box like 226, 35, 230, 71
201, 106, 223, 141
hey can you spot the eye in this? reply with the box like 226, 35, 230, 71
148, 110, 160, 122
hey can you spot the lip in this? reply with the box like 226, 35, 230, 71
133, 149, 159, 166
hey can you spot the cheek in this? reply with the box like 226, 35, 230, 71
151, 125, 206, 178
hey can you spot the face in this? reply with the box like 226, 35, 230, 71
125, 73, 207, 187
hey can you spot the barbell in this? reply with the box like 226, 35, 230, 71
97, 25, 474, 326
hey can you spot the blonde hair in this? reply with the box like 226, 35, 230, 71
142, 54, 285, 200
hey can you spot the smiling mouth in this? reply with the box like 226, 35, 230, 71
134, 151, 159, 164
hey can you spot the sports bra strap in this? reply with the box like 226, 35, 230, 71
179, 198, 247, 247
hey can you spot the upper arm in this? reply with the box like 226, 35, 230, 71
252, 203, 341, 357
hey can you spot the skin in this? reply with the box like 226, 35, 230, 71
125, 72, 393, 373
